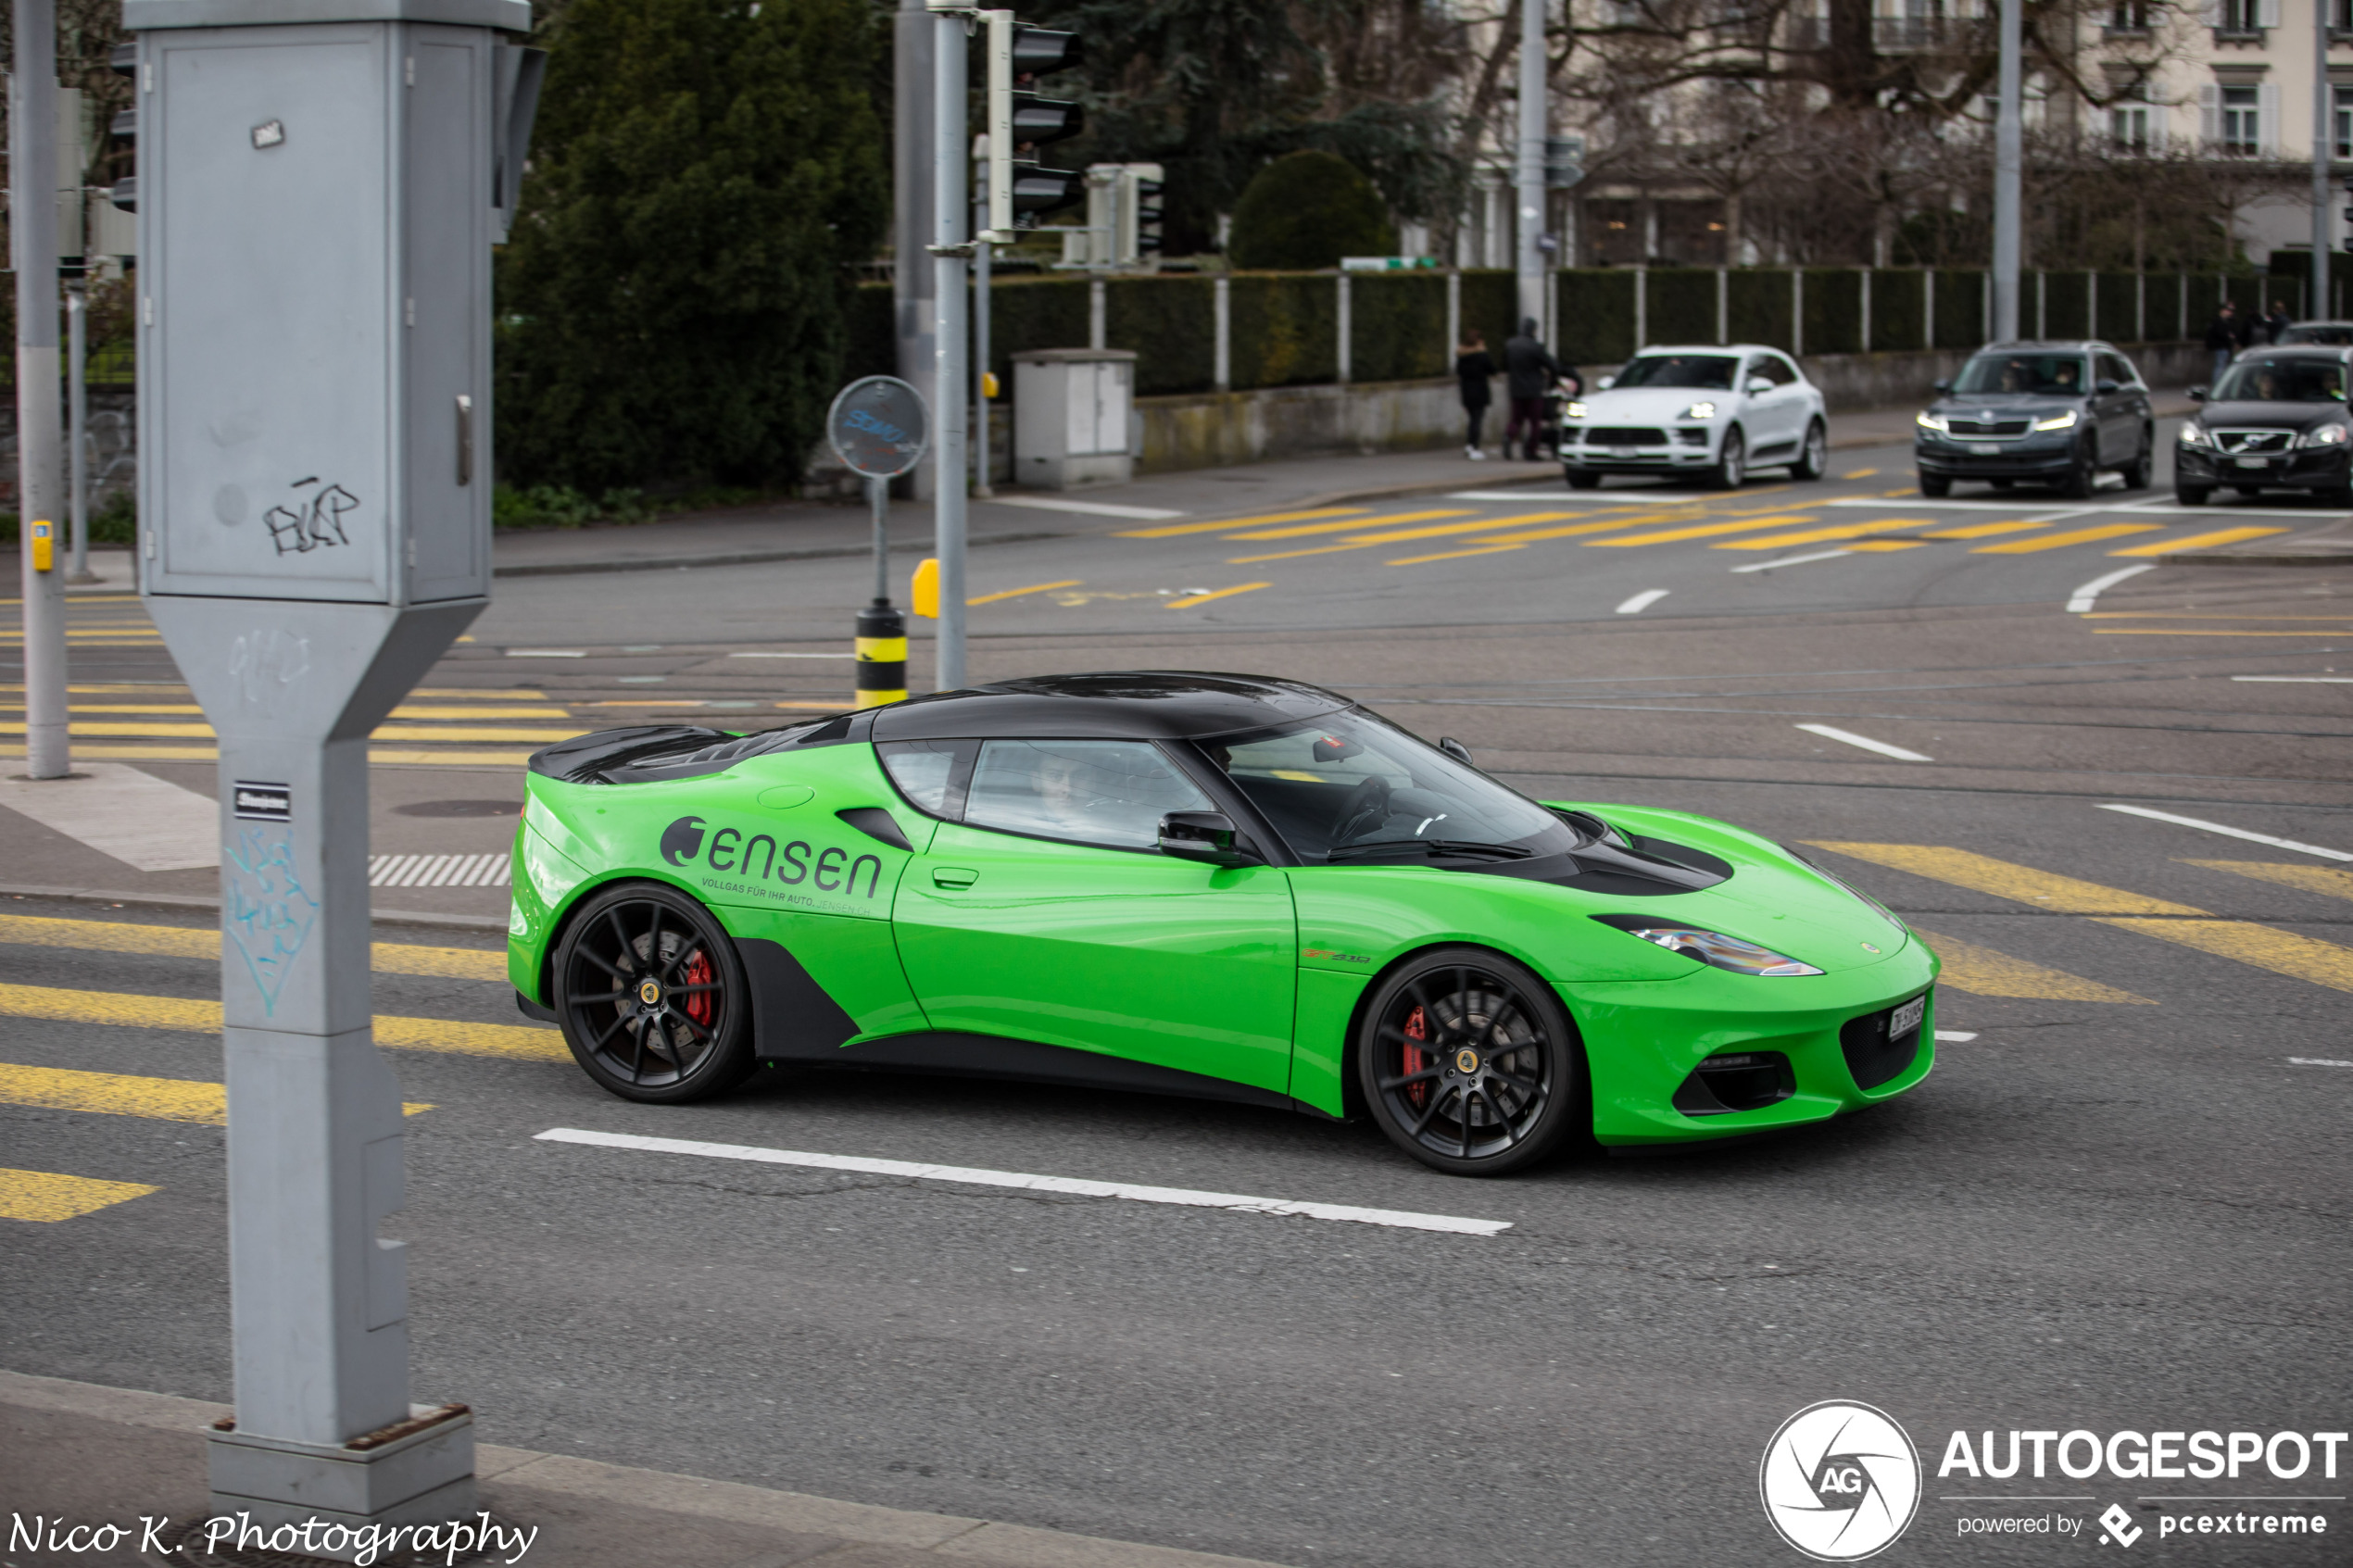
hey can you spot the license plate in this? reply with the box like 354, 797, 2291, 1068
1612, 446, 1640, 458
1969, 444, 2000, 456
2235, 456, 2271, 469
1889, 995, 1925, 1038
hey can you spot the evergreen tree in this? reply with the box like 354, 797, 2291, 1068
495, 0, 887, 493
1227, 151, 1394, 270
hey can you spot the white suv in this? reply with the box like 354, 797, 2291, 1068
1559, 344, 1830, 488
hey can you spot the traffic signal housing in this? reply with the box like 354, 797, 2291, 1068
986, 12, 1085, 237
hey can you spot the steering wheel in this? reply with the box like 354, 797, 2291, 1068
1328, 775, 1392, 846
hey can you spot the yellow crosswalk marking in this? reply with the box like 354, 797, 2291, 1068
370, 725, 589, 744
1910, 929, 2152, 1003
1846, 540, 1927, 551
1475, 515, 1669, 544
1232, 511, 1589, 563
369, 749, 540, 766
388, 705, 575, 720
2099, 918, 2353, 992
966, 579, 1082, 605
0, 1168, 157, 1222
1388, 543, 1525, 566
0, 914, 508, 981
1810, 844, 2353, 995
2181, 859, 2353, 902
1970, 523, 2159, 554
1920, 520, 2045, 539
2108, 526, 2288, 558
1804, 843, 2202, 914
0, 1062, 433, 1124
1225, 508, 1473, 541
0, 744, 220, 761
0, 720, 215, 738
1165, 582, 1271, 608
0, 984, 568, 1060
1713, 521, 1936, 550
1114, 508, 1365, 539
1585, 515, 1820, 547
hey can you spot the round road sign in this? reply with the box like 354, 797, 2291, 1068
826, 376, 931, 480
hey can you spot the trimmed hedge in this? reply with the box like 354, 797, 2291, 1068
1229, 273, 1339, 388
1647, 270, 1718, 346
1349, 272, 1447, 383
1935, 270, 1986, 349
1804, 270, 1864, 356
1871, 270, 1927, 353
2043, 272, 2090, 340
1559, 270, 1635, 365
1727, 270, 1792, 353
1109, 275, 1215, 395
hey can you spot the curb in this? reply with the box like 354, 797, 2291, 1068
491, 529, 1071, 580
2160, 549, 2353, 567
0, 882, 507, 934
0, 1371, 1295, 1568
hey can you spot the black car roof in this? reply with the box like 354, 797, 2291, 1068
868, 671, 1353, 742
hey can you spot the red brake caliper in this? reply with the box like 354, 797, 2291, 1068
682, 950, 714, 1027
1403, 1005, 1429, 1110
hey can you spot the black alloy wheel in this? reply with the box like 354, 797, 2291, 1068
1918, 472, 1951, 498
1566, 470, 1603, 490
553, 882, 756, 1103
2119, 433, 2152, 491
2175, 482, 2213, 505
2057, 439, 2098, 499
1710, 428, 1747, 489
1790, 420, 1828, 481
1356, 947, 1585, 1175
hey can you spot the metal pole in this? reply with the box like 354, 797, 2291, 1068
1514, 0, 1547, 330
2316, 0, 2333, 319
1992, 0, 2023, 341
67, 277, 93, 583
896, 0, 938, 500
973, 138, 994, 499
871, 475, 890, 604
13, 0, 69, 778
932, 7, 969, 691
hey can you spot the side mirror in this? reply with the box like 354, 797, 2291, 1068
2187, 385, 2208, 402
1596, 375, 1616, 391
2095, 379, 2120, 395
1745, 376, 1774, 395
1159, 810, 1260, 868
1438, 736, 1474, 766
1931, 378, 1953, 395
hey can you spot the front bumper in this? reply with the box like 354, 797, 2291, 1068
2175, 443, 2349, 488
1561, 433, 1718, 473
1913, 431, 2078, 479
1568, 940, 1939, 1146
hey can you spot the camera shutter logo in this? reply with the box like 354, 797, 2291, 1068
1759, 1400, 1922, 1561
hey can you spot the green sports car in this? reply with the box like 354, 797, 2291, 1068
509, 672, 1936, 1175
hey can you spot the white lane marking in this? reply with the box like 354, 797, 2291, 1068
0, 761, 219, 872
505, 649, 585, 659
1444, 490, 1592, 501
2234, 675, 2353, 683
2289, 1057, 2353, 1068
2095, 803, 2353, 862
1731, 549, 1853, 574
1615, 588, 1669, 614
727, 651, 856, 659
984, 495, 1187, 521
1794, 722, 1933, 762
1827, 497, 2335, 520
2066, 563, 2156, 613
535, 1128, 1512, 1236
1934, 1031, 1978, 1042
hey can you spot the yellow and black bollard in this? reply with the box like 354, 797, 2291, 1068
855, 601, 909, 708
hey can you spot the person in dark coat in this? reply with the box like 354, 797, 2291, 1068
1455, 330, 1497, 459
2204, 303, 2241, 387
2263, 299, 2293, 345
1502, 318, 1562, 460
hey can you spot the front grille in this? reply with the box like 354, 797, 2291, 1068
1840, 995, 1927, 1090
1944, 418, 2031, 438
2213, 429, 2294, 455
1676, 428, 1710, 446
1673, 1051, 1795, 1116
1585, 426, 1667, 446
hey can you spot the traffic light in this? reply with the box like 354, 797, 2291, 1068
107, 42, 135, 212
986, 12, 1086, 237
1129, 168, 1164, 257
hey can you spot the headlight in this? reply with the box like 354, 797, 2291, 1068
2032, 408, 2080, 431
2300, 423, 2348, 447
2177, 423, 2209, 446
1684, 401, 1717, 420
1915, 410, 1948, 433
1563, 401, 1588, 420
1593, 917, 1824, 977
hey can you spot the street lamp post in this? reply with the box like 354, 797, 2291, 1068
1515, 0, 1548, 332
1991, 0, 2023, 342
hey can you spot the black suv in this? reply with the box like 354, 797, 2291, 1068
2174, 347, 2353, 506
1913, 340, 2154, 498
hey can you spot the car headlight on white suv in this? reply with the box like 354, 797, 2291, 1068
1564, 401, 1588, 420
1684, 401, 1717, 420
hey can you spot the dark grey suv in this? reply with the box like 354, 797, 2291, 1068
1913, 341, 2155, 498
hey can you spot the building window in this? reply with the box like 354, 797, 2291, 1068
2336, 84, 2353, 158
2113, 100, 2154, 151
2109, 0, 2151, 29
2220, 84, 2262, 153
2216, 0, 2262, 31
2336, 0, 2353, 31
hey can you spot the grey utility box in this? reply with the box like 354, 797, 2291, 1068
134, 0, 538, 605
1013, 347, 1137, 489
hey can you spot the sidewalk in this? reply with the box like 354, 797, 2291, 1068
0, 1370, 1292, 1568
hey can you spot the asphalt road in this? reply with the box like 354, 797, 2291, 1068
5, 433, 2351, 1565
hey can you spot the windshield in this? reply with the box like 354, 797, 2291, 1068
1613, 354, 1737, 390
1202, 710, 1574, 863
2281, 324, 2353, 345
1953, 353, 2090, 396
2211, 356, 2346, 402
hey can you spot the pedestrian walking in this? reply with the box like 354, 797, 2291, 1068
1502, 318, 1561, 461
1455, 330, 1497, 459
2204, 302, 2241, 387
2263, 298, 2293, 345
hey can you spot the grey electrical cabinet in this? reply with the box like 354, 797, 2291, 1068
131, 0, 535, 606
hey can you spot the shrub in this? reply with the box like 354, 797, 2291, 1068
1227, 151, 1395, 271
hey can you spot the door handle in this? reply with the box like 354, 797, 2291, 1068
932, 867, 978, 889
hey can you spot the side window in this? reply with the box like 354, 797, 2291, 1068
1766, 353, 1800, 386
963, 739, 1214, 851
877, 739, 975, 820
2099, 352, 2136, 388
